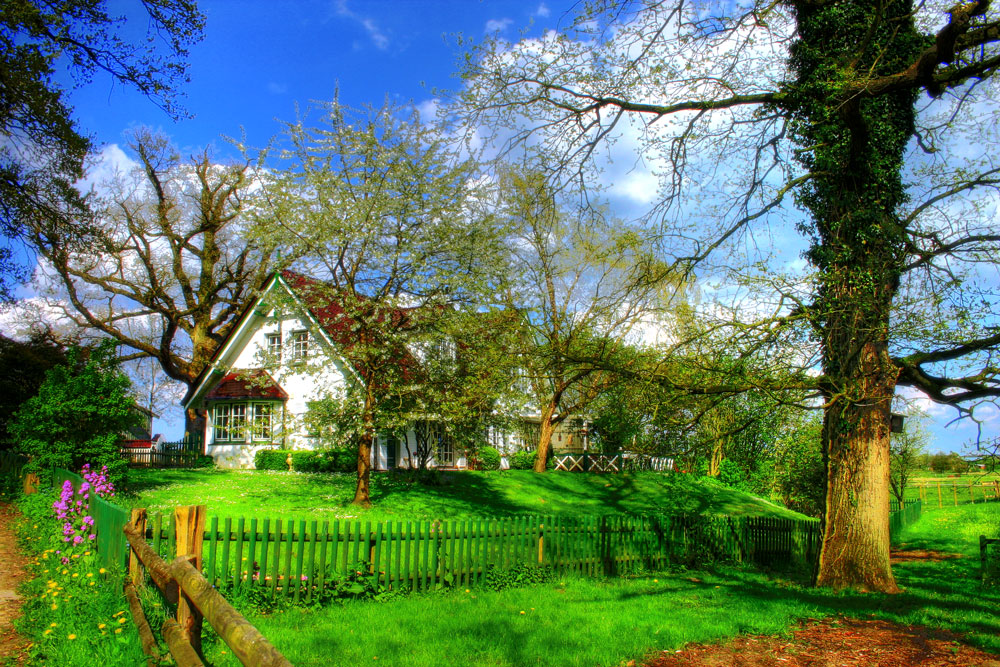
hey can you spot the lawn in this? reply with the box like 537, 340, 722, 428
122, 468, 804, 523
198, 501, 1000, 667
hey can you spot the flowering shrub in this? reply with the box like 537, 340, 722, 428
52, 464, 116, 563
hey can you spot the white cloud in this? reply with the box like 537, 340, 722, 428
485, 18, 514, 34
535, 3, 550, 18
267, 82, 288, 95
335, 0, 389, 51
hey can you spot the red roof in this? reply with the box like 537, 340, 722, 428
280, 270, 422, 379
205, 369, 288, 401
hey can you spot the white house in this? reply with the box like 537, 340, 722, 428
183, 271, 500, 469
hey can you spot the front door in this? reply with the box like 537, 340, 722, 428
386, 438, 397, 469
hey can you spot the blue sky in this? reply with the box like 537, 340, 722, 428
47, 1, 994, 453
69, 0, 556, 157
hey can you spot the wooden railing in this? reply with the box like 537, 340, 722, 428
913, 480, 1000, 507
124, 505, 292, 667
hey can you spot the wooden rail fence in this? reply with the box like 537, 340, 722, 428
125, 505, 292, 667
914, 481, 1000, 507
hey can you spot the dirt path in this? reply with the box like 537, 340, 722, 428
644, 617, 1000, 667
0, 503, 28, 665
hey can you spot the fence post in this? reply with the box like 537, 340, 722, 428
537, 523, 545, 564
129, 509, 148, 588
174, 505, 207, 657
982, 535, 988, 585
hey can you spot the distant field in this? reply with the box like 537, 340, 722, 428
121, 468, 805, 523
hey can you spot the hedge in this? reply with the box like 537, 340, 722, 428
253, 448, 355, 473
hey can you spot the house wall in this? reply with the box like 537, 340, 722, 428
205, 307, 352, 468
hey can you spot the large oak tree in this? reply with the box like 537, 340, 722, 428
460, 0, 1000, 591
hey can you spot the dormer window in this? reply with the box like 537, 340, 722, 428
291, 330, 311, 359
265, 333, 282, 361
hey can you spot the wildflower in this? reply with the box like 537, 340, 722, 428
71, 573, 78, 578
49, 623, 57, 628
98, 624, 106, 629
86, 573, 93, 578
519, 610, 525, 615
50, 604, 57, 610
67, 634, 76, 640
114, 611, 125, 617
99, 568, 107, 574
43, 629, 52, 636
118, 617, 127, 624
114, 628, 122, 634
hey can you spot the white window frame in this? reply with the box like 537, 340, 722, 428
213, 402, 278, 442
265, 333, 282, 361
291, 330, 310, 360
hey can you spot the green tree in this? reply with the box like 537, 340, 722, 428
29, 129, 284, 437
1, 0, 204, 297
889, 413, 930, 505
257, 100, 505, 506
461, 1, 1000, 592
10, 340, 138, 485
0, 332, 67, 449
496, 168, 672, 472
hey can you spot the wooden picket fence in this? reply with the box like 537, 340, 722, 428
0, 450, 28, 494
52, 467, 130, 571
130, 512, 822, 602
981, 535, 1000, 586
889, 500, 922, 544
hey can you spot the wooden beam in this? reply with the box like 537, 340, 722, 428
175, 505, 207, 657
162, 618, 205, 667
123, 524, 178, 605
169, 557, 293, 667
123, 581, 162, 666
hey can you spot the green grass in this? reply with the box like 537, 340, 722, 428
198, 502, 1000, 667
122, 468, 804, 523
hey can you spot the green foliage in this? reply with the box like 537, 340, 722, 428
478, 446, 501, 471
192, 455, 216, 469
770, 413, 825, 518
10, 342, 137, 486
508, 450, 535, 470
716, 459, 744, 489
14, 489, 148, 665
253, 448, 355, 473
483, 563, 554, 592
0, 333, 66, 448
2, 0, 204, 296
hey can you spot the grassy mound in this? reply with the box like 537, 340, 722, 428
123, 468, 804, 523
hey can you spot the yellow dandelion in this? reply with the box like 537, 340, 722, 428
84, 551, 91, 556
88, 582, 95, 586
114, 628, 122, 634
50, 603, 57, 610
118, 617, 127, 624
67, 634, 76, 640
71, 573, 78, 578
114, 611, 126, 617
98, 623, 106, 629
99, 568, 107, 574
43, 629, 52, 636
86, 573, 93, 578
49, 623, 57, 628
47, 581, 57, 588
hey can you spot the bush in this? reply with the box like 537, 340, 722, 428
254, 449, 290, 471
484, 563, 554, 591
254, 448, 355, 473
192, 455, 215, 469
479, 446, 501, 471
10, 341, 137, 487
509, 450, 535, 470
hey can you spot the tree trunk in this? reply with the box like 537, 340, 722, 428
533, 401, 557, 473
352, 391, 375, 507
815, 339, 899, 592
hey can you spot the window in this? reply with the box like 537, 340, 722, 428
291, 331, 310, 359
213, 403, 277, 442
213, 403, 247, 442
252, 403, 273, 441
265, 333, 282, 361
